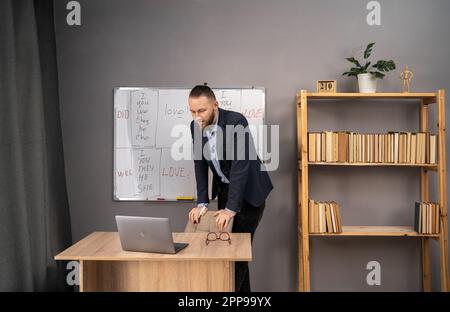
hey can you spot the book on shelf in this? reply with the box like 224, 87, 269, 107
430, 135, 437, 164
321, 132, 326, 162
308, 199, 343, 233
307, 131, 437, 165
308, 133, 316, 162
414, 202, 440, 234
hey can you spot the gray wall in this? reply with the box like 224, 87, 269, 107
54, 0, 450, 291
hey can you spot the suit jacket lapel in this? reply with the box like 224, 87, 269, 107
217, 107, 226, 128
216, 108, 227, 171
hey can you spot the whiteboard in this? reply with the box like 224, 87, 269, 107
113, 87, 266, 201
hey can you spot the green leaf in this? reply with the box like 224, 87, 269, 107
363, 42, 375, 59
342, 71, 357, 77
346, 57, 362, 68
370, 71, 385, 79
372, 61, 382, 68
350, 68, 363, 75
386, 60, 396, 70
363, 61, 371, 71
373, 60, 396, 72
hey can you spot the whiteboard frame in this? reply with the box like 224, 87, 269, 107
113, 86, 267, 201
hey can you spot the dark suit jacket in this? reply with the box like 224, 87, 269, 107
190, 108, 273, 212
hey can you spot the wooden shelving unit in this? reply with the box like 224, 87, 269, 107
296, 90, 449, 292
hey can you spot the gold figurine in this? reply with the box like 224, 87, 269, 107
400, 65, 414, 93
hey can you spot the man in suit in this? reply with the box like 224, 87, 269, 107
187, 85, 273, 292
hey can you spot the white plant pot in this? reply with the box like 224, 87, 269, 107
357, 73, 378, 93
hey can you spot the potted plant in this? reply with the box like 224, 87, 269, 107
342, 42, 396, 93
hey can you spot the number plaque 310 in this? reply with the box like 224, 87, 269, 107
316, 80, 336, 93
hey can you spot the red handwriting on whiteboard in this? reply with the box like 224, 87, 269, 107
161, 167, 187, 178
116, 109, 129, 119
117, 169, 132, 177
242, 108, 263, 119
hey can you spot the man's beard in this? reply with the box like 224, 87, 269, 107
195, 109, 216, 129
205, 110, 216, 127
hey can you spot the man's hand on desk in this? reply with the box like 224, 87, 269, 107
189, 206, 208, 224
214, 209, 236, 232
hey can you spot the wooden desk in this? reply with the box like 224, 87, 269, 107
55, 232, 251, 292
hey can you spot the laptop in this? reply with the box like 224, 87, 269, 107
115, 216, 189, 254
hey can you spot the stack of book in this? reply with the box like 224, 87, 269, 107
308, 199, 343, 233
414, 202, 440, 234
308, 131, 437, 164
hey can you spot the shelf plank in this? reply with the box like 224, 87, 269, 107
306, 161, 438, 170
309, 226, 440, 237
306, 92, 437, 100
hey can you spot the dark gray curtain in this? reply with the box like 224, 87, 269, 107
0, 0, 72, 291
